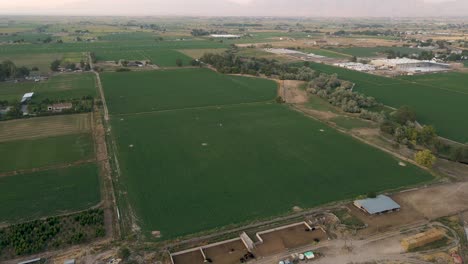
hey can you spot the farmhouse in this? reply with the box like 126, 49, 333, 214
354, 195, 400, 215
47, 103, 73, 112
21, 92, 34, 103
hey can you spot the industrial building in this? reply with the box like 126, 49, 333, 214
210, 34, 241, 39
354, 195, 400, 215
334, 62, 376, 72
370, 58, 450, 73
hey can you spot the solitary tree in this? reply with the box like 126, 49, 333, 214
176, 58, 183, 67
50, 59, 61, 71
415, 149, 436, 168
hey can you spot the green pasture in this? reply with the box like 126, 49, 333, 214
110, 103, 432, 239
0, 73, 96, 103
399, 72, 468, 94
0, 52, 84, 73
101, 69, 278, 115
0, 133, 95, 173
0, 163, 100, 223
306, 62, 468, 143
0, 32, 55, 43
95, 49, 192, 67
0, 40, 227, 56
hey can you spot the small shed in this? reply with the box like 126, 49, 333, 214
354, 195, 400, 215
48, 102, 73, 112
21, 92, 34, 103
64, 259, 76, 264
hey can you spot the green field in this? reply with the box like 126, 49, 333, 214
106, 69, 432, 239
399, 72, 468, 94
327, 46, 423, 58
111, 103, 432, 239
0, 163, 100, 223
95, 49, 192, 67
0, 73, 96, 102
306, 62, 468, 143
0, 133, 94, 173
101, 69, 278, 114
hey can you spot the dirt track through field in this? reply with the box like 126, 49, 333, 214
0, 114, 91, 142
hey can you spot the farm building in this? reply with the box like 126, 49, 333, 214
47, 103, 73, 112
334, 62, 376, 72
370, 58, 450, 73
354, 195, 400, 215
21, 92, 34, 103
210, 34, 241, 39
401, 228, 445, 252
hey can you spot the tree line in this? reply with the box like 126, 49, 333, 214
200, 46, 316, 81
0, 60, 30, 81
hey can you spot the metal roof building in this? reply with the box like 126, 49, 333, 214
353, 195, 400, 215
21, 92, 34, 103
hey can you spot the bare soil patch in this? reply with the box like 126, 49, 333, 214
293, 104, 338, 120
91, 109, 117, 239
0, 113, 91, 142
204, 239, 249, 264
254, 224, 327, 257
278, 80, 308, 104
172, 250, 205, 264
394, 182, 468, 220
350, 127, 380, 137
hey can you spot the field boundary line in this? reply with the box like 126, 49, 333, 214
290, 104, 435, 174
92, 55, 138, 237
0, 158, 96, 178
110, 100, 275, 117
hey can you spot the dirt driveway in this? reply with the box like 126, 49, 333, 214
278, 80, 308, 104
394, 182, 468, 220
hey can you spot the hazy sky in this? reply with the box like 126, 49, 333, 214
1, 0, 467, 17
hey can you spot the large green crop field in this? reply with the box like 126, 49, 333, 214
101, 69, 278, 114
0, 72, 96, 102
0, 133, 95, 173
111, 103, 431, 239
306, 62, 468, 143
0, 163, 101, 223
105, 69, 432, 239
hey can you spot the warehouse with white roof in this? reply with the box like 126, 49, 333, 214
354, 195, 401, 215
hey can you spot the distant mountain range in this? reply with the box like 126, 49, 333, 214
3, 0, 468, 17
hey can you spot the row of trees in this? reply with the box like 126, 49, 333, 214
200, 47, 316, 81
191, 29, 227, 36
0, 60, 30, 81
50, 60, 91, 72
307, 73, 379, 113
380, 106, 468, 164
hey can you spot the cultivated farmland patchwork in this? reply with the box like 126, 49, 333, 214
104, 68, 433, 239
